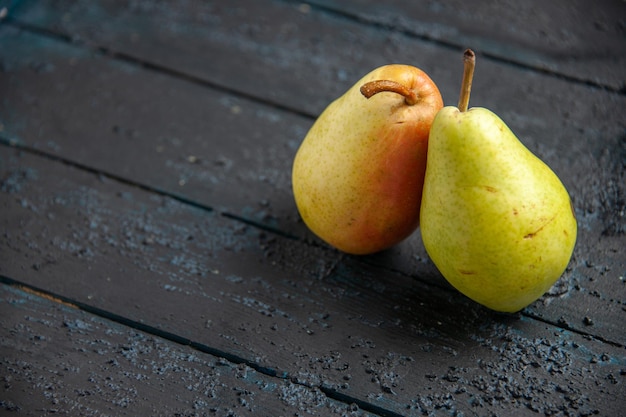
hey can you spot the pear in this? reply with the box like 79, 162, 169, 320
420, 50, 577, 312
292, 65, 443, 255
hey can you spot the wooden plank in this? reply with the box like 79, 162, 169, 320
2, 146, 625, 416
5, 0, 625, 236
306, 0, 626, 91
4, 4, 625, 234
1, 19, 625, 344
0, 283, 377, 417
8, 0, 626, 109
8, 0, 348, 116
0, 25, 305, 225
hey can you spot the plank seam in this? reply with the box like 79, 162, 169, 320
0, 135, 301, 241
0, 274, 405, 417
286, 0, 625, 94
522, 312, 624, 349
2, 137, 623, 349
2, 18, 319, 121
5, 9, 624, 130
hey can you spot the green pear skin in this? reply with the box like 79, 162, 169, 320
420, 107, 577, 312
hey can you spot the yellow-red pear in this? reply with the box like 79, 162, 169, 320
292, 65, 443, 254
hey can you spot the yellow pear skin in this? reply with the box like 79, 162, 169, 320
292, 65, 443, 255
420, 107, 577, 312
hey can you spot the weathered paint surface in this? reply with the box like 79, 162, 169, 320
1, 1, 625, 416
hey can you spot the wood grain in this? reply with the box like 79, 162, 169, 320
1, 20, 624, 343
307, 0, 626, 91
0, 283, 377, 416
1, 1, 625, 415
2, 147, 624, 416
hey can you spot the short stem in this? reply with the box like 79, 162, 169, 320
360, 80, 419, 105
458, 49, 475, 112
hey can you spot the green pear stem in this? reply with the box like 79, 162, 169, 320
360, 80, 419, 105
458, 49, 476, 112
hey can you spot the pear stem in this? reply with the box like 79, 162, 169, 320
360, 80, 419, 105
458, 49, 475, 112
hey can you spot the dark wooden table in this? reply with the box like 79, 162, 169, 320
1, 1, 625, 416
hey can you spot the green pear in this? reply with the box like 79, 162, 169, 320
292, 65, 443, 255
420, 51, 577, 312
421, 106, 577, 312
